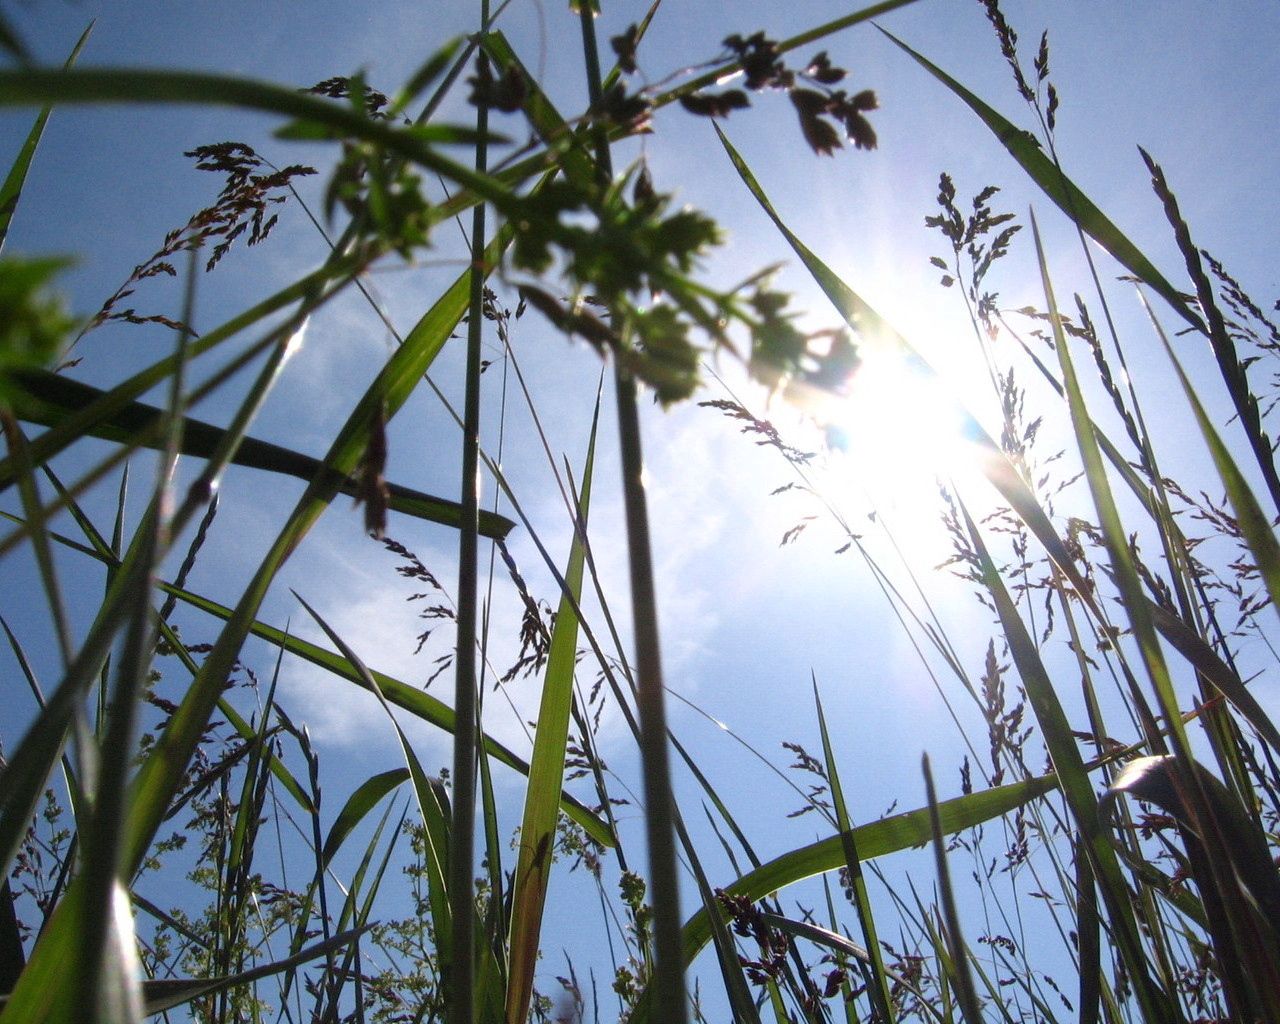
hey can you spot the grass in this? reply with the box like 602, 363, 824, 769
1, 2, 1278, 1022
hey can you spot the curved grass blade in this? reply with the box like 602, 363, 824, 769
320, 768, 409, 868
8, 369, 514, 538
0, 69, 518, 222
292, 593, 454, 967
876, 27, 1199, 331
505, 396, 599, 1024
137, 926, 373, 1015
713, 124, 1102, 612
630, 773, 1059, 1023
0, 22, 93, 253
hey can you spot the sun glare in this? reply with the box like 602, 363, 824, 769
818, 343, 972, 544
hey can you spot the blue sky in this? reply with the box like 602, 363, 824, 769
3, 0, 1279, 1017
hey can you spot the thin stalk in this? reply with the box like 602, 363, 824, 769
448, 2, 491, 1021
576, 7, 686, 1024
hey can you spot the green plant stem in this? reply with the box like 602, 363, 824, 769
448, 6, 491, 1023
576, 7, 687, 1024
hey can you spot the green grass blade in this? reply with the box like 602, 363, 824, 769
876, 27, 1199, 331
505, 397, 598, 1024
959, 492, 1172, 1020
320, 768, 409, 868
1143, 598, 1280, 753
1145, 295, 1280, 630
138, 926, 373, 1015
0, 249, 369, 495
812, 680, 894, 1023
0, 22, 92, 252
714, 124, 1104, 614
630, 774, 1058, 1023
8, 369, 514, 538
292, 594, 454, 968
1030, 211, 1191, 762
0, 68, 517, 221
922, 755, 982, 1024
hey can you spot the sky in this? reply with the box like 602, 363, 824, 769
2, 0, 1279, 1018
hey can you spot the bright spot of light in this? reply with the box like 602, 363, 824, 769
283, 316, 309, 362
817, 342, 974, 544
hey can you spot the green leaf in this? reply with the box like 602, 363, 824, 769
321, 768, 409, 868
139, 926, 372, 1015
0, 259, 77, 403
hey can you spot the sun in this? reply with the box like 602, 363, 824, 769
813, 340, 975, 550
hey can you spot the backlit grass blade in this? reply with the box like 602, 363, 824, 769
8, 369, 514, 538
813, 680, 894, 1023
293, 594, 454, 970
877, 27, 1199, 332
1031, 211, 1191, 762
1142, 598, 1280, 753
1139, 150, 1280, 515
505, 394, 598, 1024
629, 773, 1058, 1023
922, 755, 982, 1024
1144, 292, 1280, 629
959, 493, 1172, 1021
0, 22, 92, 252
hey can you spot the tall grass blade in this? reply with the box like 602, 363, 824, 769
921, 755, 982, 1024
813, 681, 894, 1023
0, 22, 92, 253
505, 396, 598, 1024
136, 927, 373, 1015
293, 594, 455, 976
576, 9, 686, 1023
1143, 292, 1280, 627
877, 28, 1199, 331
1139, 149, 1280, 513
449, 12, 493, 1015
957, 492, 1173, 1021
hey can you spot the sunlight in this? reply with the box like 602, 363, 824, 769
816, 341, 972, 550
